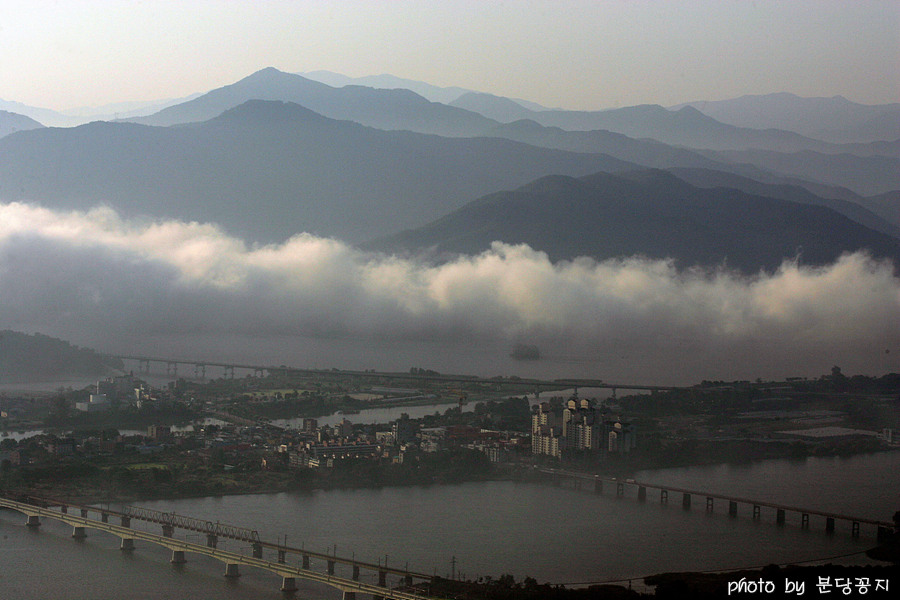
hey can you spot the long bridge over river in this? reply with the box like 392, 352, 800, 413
115, 353, 685, 394
0, 495, 437, 599
3, 472, 895, 598
534, 466, 895, 541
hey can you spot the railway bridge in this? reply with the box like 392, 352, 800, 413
0, 496, 439, 599
535, 467, 895, 541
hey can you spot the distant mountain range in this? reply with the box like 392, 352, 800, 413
858, 190, 900, 230
699, 147, 900, 197
480, 119, 900, 200
366, 169, 900, 273
672, 93, 900, 144
0, 100, 635, 242
300, 70, 549, 111
0, 67, 897, 274
300, 70, 475, 106
666, 168, 900, 239
456, 94, 882, 155
0, 94, 201, 128
126, 69, 880, 154
127, 67, 496, 137
299, 73, 900, 146
113, 68, 900, 195
0, 110, 44, 139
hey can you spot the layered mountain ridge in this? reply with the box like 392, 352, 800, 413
0, 67, 896, 276
366, 169, 900, 273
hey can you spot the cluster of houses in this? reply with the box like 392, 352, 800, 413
2, 381, 639, 474
532, 396, 636, 459
279, 413, 529, 469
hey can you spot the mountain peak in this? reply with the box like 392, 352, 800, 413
207, 99, 330, 126
229, 67, 329, 94
244, 66, 288, 79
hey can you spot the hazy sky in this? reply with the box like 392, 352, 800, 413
1, 0, 897, 111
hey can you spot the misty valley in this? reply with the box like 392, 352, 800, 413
1, 67, 899, 599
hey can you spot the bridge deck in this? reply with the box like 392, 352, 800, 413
116, 354, 681, 391
536, 468, 893, 527
26, 496, 431, 579
0, 497, 438, 599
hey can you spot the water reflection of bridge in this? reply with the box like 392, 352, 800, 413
535, 467, 895, 541
0, 496, 437, 599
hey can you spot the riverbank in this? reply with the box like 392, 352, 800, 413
535, 436, 897, 481
5, 454, 897, 599
6, 440, 897, 509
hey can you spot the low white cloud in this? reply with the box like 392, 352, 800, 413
1, 202, 898, 383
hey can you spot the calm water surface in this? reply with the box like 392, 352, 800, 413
2, 451, 897, 599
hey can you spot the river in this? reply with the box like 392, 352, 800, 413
1, 451, 897, 599
278, 388, 603, 428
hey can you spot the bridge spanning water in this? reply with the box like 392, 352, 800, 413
535, 467, 895, 541
0, 496, 437, 599
2, 472, 894, 598
115, 353, 682, 394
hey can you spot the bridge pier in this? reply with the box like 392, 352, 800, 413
252, 543, 263, 558
729, 501, 738, 517
120, 516, 131, 528
660, 490, 668, 504
72, 526, 86, 539
224, 365, 235, 379
638, 486, 647, 502
682, 493, 691, 510
594, 479, 602, 494
753, 505, 761, 520
224, 563, 240, 578
352, 565, 360, 580
801, 513, 810, 529
573, 479, 580, 491
167, 362, 178, 377
616, 482, 624, 497
120, 538, 135, 551
878, 526, 891, 542
301, 554, 309, 568
60, 505, 67, 514
194, 364, 206, 380
206, 533, 218, 548
342, 593, 356, 600
80, 508, 89, 518
826, 517, 835, 534
139, 359, 149, 374
327, 560, 335, 575
281, 577, 297, 592
25, 515, 40, 527
378, 570, 387, 586
405, 574, 413, 586
171, 550, 186, 564
279, 549, 288, 564
852, 521, 860, 538
777, 509, 786, 526
162, 524, 174, 537
101, 513, 109, 523
705, 497, 714, 512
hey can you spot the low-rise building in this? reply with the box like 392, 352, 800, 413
75, 393, 109, 412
